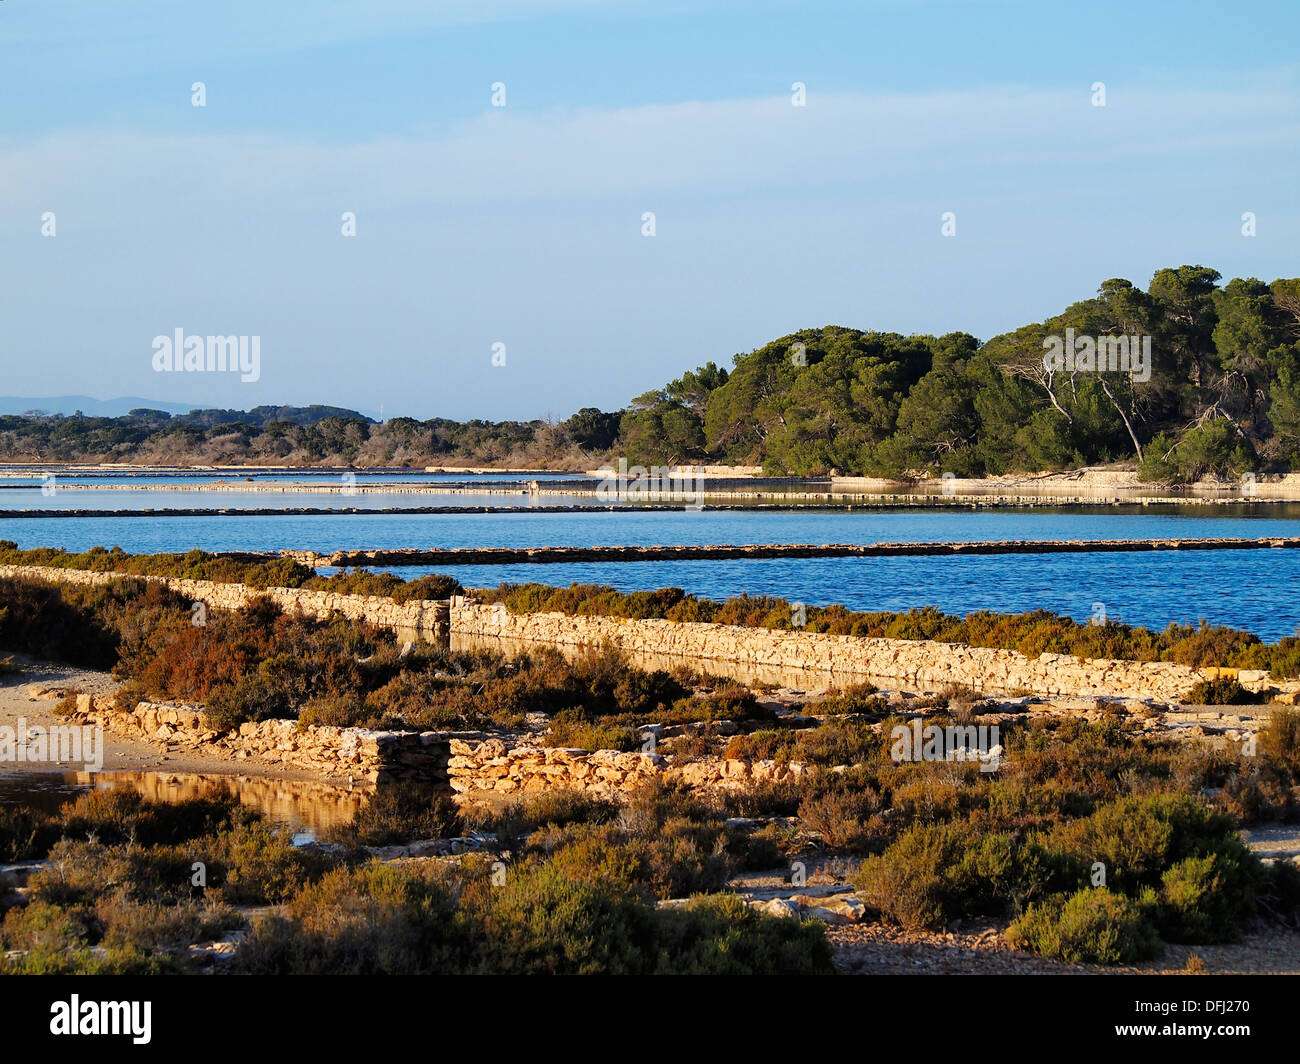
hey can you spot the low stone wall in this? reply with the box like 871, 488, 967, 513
445, 737, 805, 801
448, 603, 1286, 702
62, 694, 449, 784
0, 564, 447, 641
6, 562, 1293, 701
446, 739, 664, 799
56, 695, 807, 800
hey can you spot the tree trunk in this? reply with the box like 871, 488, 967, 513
1099, 377, 1143, 459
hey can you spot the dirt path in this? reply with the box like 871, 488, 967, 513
826, 921, 1300, 975
0, 655, 312, 781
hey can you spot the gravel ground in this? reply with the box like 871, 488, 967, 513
826, 920, 1300, 975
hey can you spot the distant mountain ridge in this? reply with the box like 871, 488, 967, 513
0, 396, 199, 417
0, 399, 375, 426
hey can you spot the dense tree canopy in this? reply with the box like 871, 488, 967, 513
620, 266, 1300, 481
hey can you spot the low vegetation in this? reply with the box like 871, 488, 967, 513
1, 787, 830, 975
4, 561, 1300, 972
0, 573, 737, 732
0, 543, 462, 601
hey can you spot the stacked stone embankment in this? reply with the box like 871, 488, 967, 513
62, 694, 448, 784
55, 693, 811, 799
445, 737, 805, 800
6, 562, 1297, 702
448, 603, 1290, 703
0, 563, 447, 640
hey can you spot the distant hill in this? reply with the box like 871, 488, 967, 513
2, 266, 1298, 479
0, 396, 199, 417
621, 267, 1300, 482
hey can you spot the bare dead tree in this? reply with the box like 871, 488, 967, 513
1000, 349, 1073, 424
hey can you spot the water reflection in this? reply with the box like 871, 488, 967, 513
0, 769, 370, 835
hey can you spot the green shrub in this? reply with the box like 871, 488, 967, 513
0, 901, 98, 974
545, 709, 639, 752
323, 783, 463, 847
647, 892, 833, 974
490, 789, 618, 841
1157, 854, 1255, 943
853, 822, 1020, 930
234, 860, 833, 975
1184, 677, 1263, 705
1007, 887, 1161, 964
210, 823, 343, 905
1048, 794, 1257, 907
1260, 708, 1300, 775
232, 862, 470, 975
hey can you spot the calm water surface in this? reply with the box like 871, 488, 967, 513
2, 500, 1299, 637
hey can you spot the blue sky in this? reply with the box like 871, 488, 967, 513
2, 0, 1298, 419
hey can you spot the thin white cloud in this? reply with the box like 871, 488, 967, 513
1, 82, 1296, 226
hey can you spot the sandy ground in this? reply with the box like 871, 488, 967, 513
0, 656, 309, 780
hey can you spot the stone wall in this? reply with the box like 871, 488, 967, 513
62, 694, 449, 784
445, 737, 804, 801
5, 562, 1293, 701
0, 564, 447, 642
448, 603, 1285, 702
55, 695, 806, 801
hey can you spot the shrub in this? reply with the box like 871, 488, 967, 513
1006, 888, 1161, 965
1157, 853, 1255, 943
1257, 859, 1300, 928
210, 823, 343, 905
323, 783, 463, 847
796, 784, 884, 853
490, 790, 618, 842
1184, 677, 1263, 705
853, 822, 1020, 930
1048, 794, 1257, 906
646, 892, 833, 974
59, 789, 248, 847
0, 806, 60, 862
0, 901, 98, 974
232, 862, 470, 975
30, 839, 134, 905
95, 893, 243, 956
1260, 708, 1300, 776
543, 707, 639, 752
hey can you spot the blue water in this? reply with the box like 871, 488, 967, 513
421, 551, 1300, 640
3, 504, 1299, 638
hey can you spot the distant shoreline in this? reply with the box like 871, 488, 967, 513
3, 464, 1297, 496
